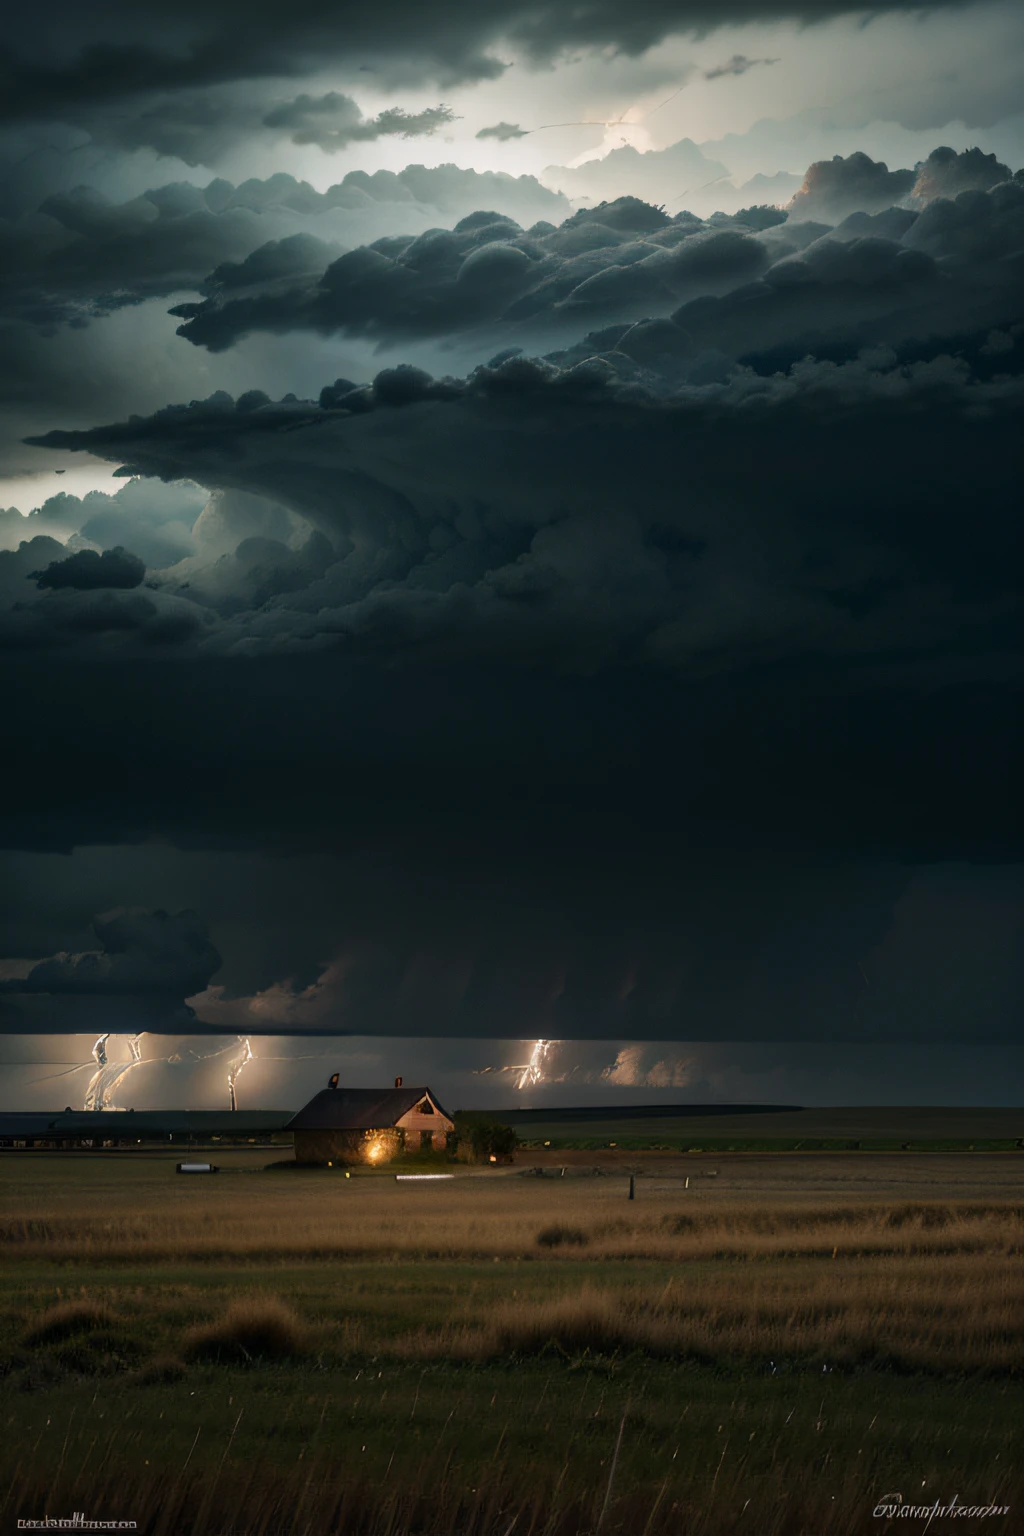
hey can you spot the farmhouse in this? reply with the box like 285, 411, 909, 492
287, 1077, 455, 1166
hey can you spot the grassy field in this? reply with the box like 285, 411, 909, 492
468, 1104, 1024, 1152
1, 1150, 1021, 1534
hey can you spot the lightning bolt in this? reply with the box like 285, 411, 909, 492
227, 1036, 254, 1111
102, 1033, 144, 1107
84, 1034, 109, 1111
472, 1040, 558, 1092
83, 1033, 147, 1110
515, 1039, 554, 1092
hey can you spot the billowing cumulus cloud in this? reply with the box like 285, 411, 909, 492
1, 477, 206, 560
544, 138, 730, 213
0, 574, 207, 651
162, 175, 1023, 378
0, 906, 222, 1036
160, 196, 796, 352
0, 168, 569, 332
901, 174, 1024, 262
2, 907, 221, 996
786, 151, 918, 222
0, 908, 224, 1037
909, 145, 1016, 205
21, 203, 1024, 685
31, 545, 145, 589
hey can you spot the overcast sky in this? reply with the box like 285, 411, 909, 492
1, 0, 1021, 1110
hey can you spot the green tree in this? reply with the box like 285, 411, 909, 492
467, 1122, 518, 1160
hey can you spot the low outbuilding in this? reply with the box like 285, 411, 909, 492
287, 1077, 455, 1166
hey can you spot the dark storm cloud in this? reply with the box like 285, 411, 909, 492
902, 175, 1024, 261
262, 94, 457, 152
3, 643, 1021, 1041
909, 146, 1017, 205
4, 152, 1023, 1050
4, 851, 1023, 1044
187, 860, 922, 1041
0, 169, 568, 331
170, 211, 540, 350
477, 122, 530, 142
786, 151, 918, 222
0, 180, 332, 329
166, 197, 783, 352
605, 219, 1018, 372
703, 53, 780, 79
81, 87, 462, 166
0, 575, 207, 651
186, 860, 1024, 1043
166, 175, 1024, 370
53, 85, 448, 167
0, 514, 209, 650
1, 907, 221, 996
24, 290, 1024, 686
0, 0, 972, 130
31, 545, 146, 589
0, 907, 223, 1036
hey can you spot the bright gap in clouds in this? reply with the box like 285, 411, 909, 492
1, 462, 125, 515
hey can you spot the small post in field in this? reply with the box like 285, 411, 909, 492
628, 1174, 635, 1200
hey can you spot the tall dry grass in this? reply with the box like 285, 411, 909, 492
21, 1299, 117, 1346
5, 1169, 1022, 1376
415, 1260, 1024, 1373
2, 1188, 1022, 1263
13, 1254, 1019, 1375
182, 1296, 310, 1363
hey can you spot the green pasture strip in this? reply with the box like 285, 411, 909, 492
517, 1137, 1023, 1152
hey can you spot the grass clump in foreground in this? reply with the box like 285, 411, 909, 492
21, 1299, 117, 1346
476, 1284, 651, 1357
182, 1295, 309, 1364
536, 1222, 590, 1248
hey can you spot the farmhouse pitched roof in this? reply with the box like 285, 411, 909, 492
286, 1085, 452, 1132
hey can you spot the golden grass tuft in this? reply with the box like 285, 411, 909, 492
535, 1223, 589, 1248
474, 1285, 661, 1358
182, 1295, 309, 1364
392, 1255, 1024, 1373
22, 1300, 117, 1347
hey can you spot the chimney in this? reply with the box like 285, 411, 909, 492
394, 1076, 403, 1088
328, 1073, 339, 1089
